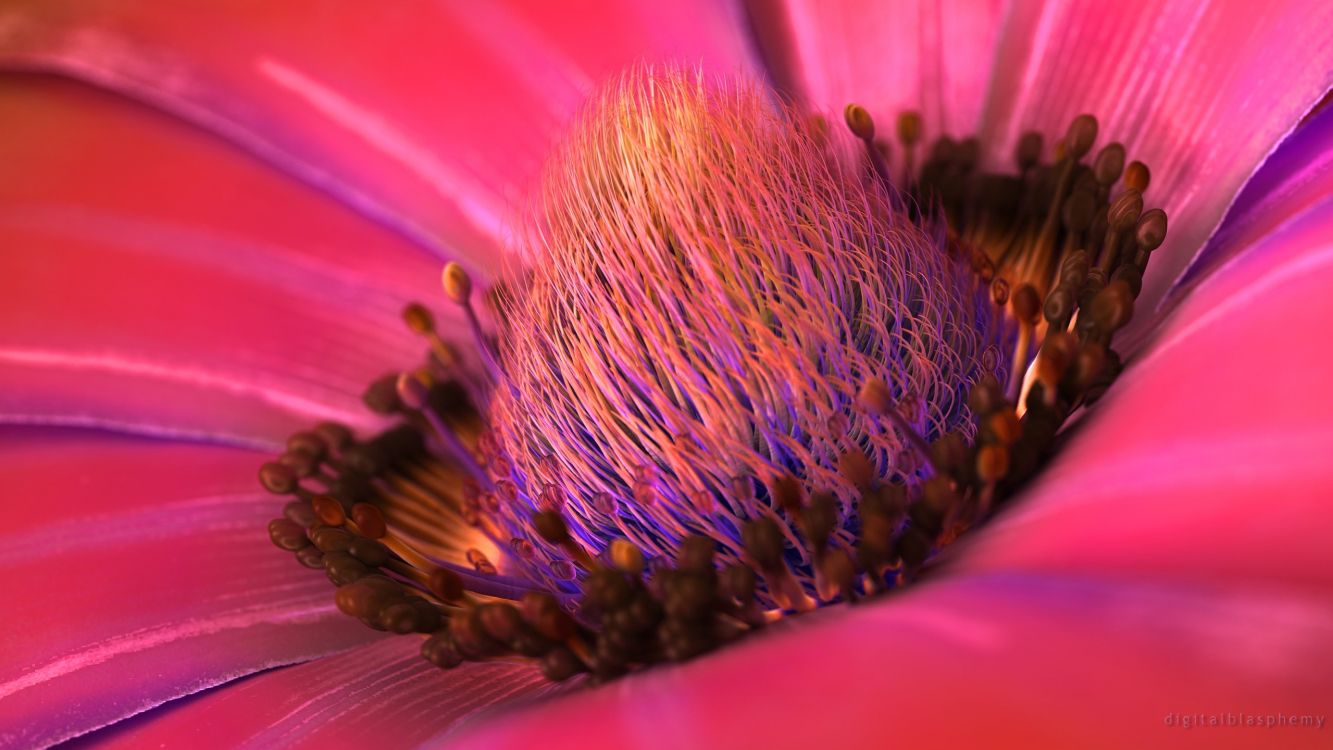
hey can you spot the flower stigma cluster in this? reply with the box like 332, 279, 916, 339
260, 67, 1168, 682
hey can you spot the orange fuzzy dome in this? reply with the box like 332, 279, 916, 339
484, 68, 1007, 580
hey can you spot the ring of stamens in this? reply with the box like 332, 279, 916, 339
261, 87, 1166, 683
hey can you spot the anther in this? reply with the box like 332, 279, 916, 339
286, 431, 326, 460
1099, 189, 1144, 272
1134, 208, 1168, 268
896, 111, 922, 183
314, 422, 354, 453
1092, 142, 1126, 189
312, 495, 346, 526
1064, 115, 1099, 160
395, 372, 490, 484
442, 262, 508, 386
268, 518, 309, 551
843, 103, 875, 141
1088, 280, 1135, 340
401, 302, 459, 367
770, 474, 804, 515
1124, 160, 1150, 193
857, 378, 935, 475
532, 510, 599, 571
312, 526, 352, 553
428, 567, 467, 604
741, 518, 813, 611
975, 443, 1010, 509
1014, 132, 1043, 176
350, 503, 387, 539
259, 462, 299, 495
845, 104, 894, 192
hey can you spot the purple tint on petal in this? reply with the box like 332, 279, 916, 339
1172, 96, 1333, 293
0, 428, 381, 748
70, 638, 555, 750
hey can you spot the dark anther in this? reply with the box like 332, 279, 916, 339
285, 431, 326, 460
311, 495, 347, 526
268, 518, 309, 551
741, 518, 786, 572
721, 563, 757, 602
282, 500, 316, 527
362, 373, 405, 415
312, 526, 353, 553
422, 631, 464, 669
1092, 142, 1126, 186
1064, 114, 1099, 159
540, 646, 585, 682
347, 536, 391, 567
800, 492, 839, 554
522, 591, 576, 642
1012, 284, 1042, 324
258, 462, 299, 495
295, 546, 324, 569
532, 510, 571, 545
402, 302, 436, 334
770, 474, 804, 514
1135, 208, 1168, 260
676, 534, 716, 574
584, 569, 634, 611
323, 551, 368, 586
477, 602, 524, 643
428, 567, 466, 603
279, 450, 320, 478
1015, 131, 1043, 173
314, 421, 354, 452
350, 503, 387, 539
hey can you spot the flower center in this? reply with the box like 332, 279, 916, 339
259, 69, 1167, 683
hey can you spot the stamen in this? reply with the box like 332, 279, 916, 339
441, 262, 507, 385
844, 103, 893, 192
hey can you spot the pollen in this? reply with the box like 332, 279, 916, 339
258, 66, 1167, 684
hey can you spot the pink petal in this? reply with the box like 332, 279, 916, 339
0, 427, 380, 748
743, 0, 1007, 145
974, 0, 1333, 349
0, 0, 757, 265
0, 74, 442, 446
952, 190, 1333, 590
1175, 100, 1333, 294
77, 638, 553, 749
447, 573, 1333, 749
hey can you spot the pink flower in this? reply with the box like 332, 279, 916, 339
2, 1, 1332, 748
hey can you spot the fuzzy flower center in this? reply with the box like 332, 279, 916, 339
258, 67, 1167, 683
485, 71, 1004, 591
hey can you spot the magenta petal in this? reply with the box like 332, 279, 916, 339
0, 428, 380, 748
1175, 102, 1333, 294
0, 0, 757, 264
745, 0, 1006, 145
951, 194, 1333, 589
77, 638, 552, 749
975, 0, 1333, 349
0, 75, 441, 445
447, 573, 1333, 749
